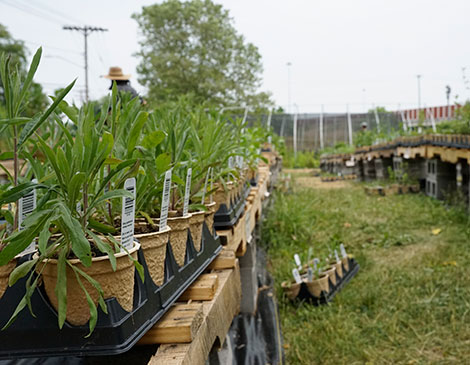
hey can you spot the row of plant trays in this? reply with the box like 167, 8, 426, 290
364, 183, 420, 196
213, 181, 251, 230
281, 257, 359, 304
322, 134, 470, 164
320, 174, 357, 182
0, 216, 221, 359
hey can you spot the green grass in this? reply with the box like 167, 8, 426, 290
263, 177, 470, 364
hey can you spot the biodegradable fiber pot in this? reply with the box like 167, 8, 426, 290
40, 242, 140, 326
342, 256, 349, 272
189, 211, 205, 252
306, 274, 330, 297
204, 202, 216, 234
331, 260, 343, 278
0, 260, 16, 299
135, 226, 170, 286
281, 281, 301, 301
167, 212, 191, 267
323, 266, 337, 286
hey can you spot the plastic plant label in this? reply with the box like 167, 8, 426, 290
313, 258, 320, 271
18, 185, 36, 255
340, 243, 347, 258
268, 135, 272, 144
209, 167, 214, 204
307, 267, 313, 282
228, 156, 234, 169
120, 178, 136, 251
245, 211, 252, 244
335, 249, 340, 263
292, 268, 302, 284
183, 168, 192, 217
201, 168, 210, 204
294, 254, 302, 270
159, 169, 172, 232
307, 247, 313, 265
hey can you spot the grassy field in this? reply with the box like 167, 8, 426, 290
263, 171, 470, 364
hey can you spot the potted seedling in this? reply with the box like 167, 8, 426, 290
0, 83, 144, 333
0, 48, 74, 299
305, 259, 330, 297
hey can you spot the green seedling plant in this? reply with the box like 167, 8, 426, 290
0, 48, 74, 231
0, 98, 142, 336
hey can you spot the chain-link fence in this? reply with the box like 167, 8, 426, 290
238, 112, 402, 151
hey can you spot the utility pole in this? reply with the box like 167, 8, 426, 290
416, 74, 422, 112
63, 25, 108, 102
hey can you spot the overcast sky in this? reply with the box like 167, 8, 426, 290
1, 0, 470, 113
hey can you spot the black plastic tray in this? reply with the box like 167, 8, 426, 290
0, 223, 221, 359
213, 183, 250, 229
289, 258, 360, 305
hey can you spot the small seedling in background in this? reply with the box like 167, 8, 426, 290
307, 247, 313, 265
292, 268, 302, 284
294, 253, 302, 270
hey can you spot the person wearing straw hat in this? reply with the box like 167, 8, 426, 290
103, 66, 141, 101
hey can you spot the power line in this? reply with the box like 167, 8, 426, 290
0, 0, 65, 26
23, 40, 82, 55
63, 26, 108, 102
24, 0, 84, 25
44, 54, 83, 68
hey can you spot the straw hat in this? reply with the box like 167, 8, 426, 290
103, 66, 131, 81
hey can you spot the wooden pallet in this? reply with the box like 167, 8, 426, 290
215, 209, 247, 257
149, 264, 241, 365
207, 250, 237, 270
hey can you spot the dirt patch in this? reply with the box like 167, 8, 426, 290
295, 176, 353, 189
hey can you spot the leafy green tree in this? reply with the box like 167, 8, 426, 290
133, 0, 273, 109
0, 23, 48, 117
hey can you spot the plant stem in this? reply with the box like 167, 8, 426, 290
13, 125, 18, 231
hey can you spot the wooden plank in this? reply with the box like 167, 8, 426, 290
149, 264, 242, 365
139, 303, 204, 345
178, 274, 219, 302
215, 227, 233, 246
207, 250, 236, 270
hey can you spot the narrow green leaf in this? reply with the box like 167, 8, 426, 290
87, 230, 116, 271
127, 111, 148, 157
18, 78, 76, 148
9, 258, 38, 286
55, 249, 68, 329
155, 152, 172, 175
15, 47, 42, 116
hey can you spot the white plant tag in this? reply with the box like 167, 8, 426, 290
201, 168, 210, 204
292, 268, 302, 284
335, 249, 340, 263
120, 178, 136, 251
228, 156, 234, 169
18, 184, 37, 255
307, 267, 313, 282
159, 169, 172, 232
294, 254, 302, 270
210, 167, 214, 204
183, 168, 192, 217
313, 258, 320, 271
307, 247, 313, 265
340, 243, 347, 258
268, 135, 272, 144
245, 211, 252, 243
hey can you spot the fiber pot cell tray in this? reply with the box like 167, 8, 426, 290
213, 183, 250, 229
283, 257, 360, 305
0, 223, 221, 359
